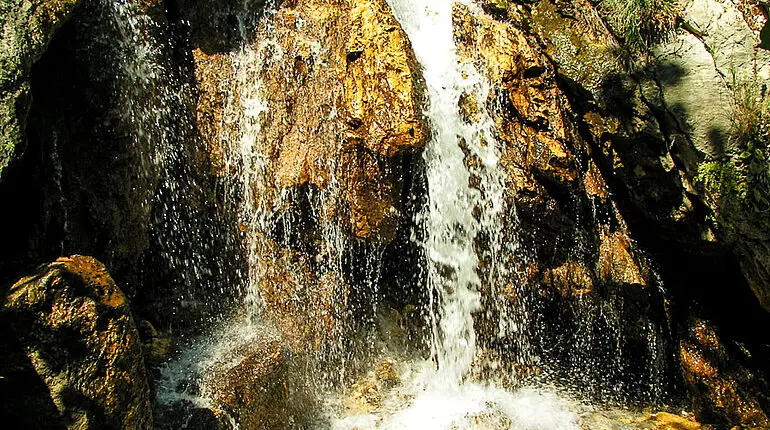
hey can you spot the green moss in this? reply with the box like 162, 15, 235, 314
599, 0, 679, 52
0, 0, 82, 183
695, 75, 770, 235
697, 160, 741, 200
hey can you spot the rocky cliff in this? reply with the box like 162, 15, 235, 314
1, 0, 769, 427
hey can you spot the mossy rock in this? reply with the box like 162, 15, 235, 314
0, 0, 82, 182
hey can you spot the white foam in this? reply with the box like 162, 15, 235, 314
329, 360, 581, 430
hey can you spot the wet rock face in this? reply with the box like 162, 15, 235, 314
194, 0, 426, 243
452, 2, 668, 398
523, 0, 770, 421
1, 255, 152, 429
202, 335, 291, 430
0, 0, 240, 330
453, 2, 654, 293
0, 0, 81, 182
679, 316, 770, 427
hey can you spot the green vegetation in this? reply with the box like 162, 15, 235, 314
599, 0, 679, 51
696, 160, 743, 226
696, 77, 770, 229
730, 77, 770, 151
728, 77, 770, 212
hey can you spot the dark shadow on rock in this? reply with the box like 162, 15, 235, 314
555, 48, 770, 415
598, 73, 637, 121
164, 0, 285, 54
0, 312, 67, 430
654, 61, 687, 88
707, 127, 728, 157
760, 21, 770, 51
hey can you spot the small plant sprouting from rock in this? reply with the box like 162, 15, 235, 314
727, 76, 770, 212
599, 0, 679, 52
730, 77, 770, 152
697, 77, 770, 228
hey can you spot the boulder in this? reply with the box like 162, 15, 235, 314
1, 255, 152, 429
202, 334, 291, 430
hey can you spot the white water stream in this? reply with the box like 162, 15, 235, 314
150, 0, 668, 426
325, 1, 583, 428
388, 0, 506, 385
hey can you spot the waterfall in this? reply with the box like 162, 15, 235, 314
386, 0, 509, 385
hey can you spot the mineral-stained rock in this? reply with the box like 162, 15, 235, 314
679, 316, 770, 427
255, 235, 350, 353
0, 0, 82, 182
193, 0, 426, 243
597, 226, 647, 287
192, 48, 233, 177
1, 255, 152, 429
448, 3, 671, 400
541, 260, 593, 297
202, 333, 291, 430
452, 3, 655, 293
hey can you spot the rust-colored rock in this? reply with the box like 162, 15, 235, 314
256, 236, 350, 353
203, 334, 290, 430
193, 0, 425, 242
541, 260, 593, 297
597, 227, 647, 286
193, 49, 233, 176
679, 317, 770, 427
2, 255, 152, 429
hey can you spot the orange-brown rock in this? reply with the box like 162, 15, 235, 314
193, 0, 425, 242
2, 255, 152, 429
203, 334, 290, 430
193, 49, 233, 176
679, 317, 770, 427
253, 234, 349, 353
541, 260, 593, 297
597, 226, 647, 286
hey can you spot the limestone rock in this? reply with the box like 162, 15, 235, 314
532, 0, 707, 247
0, 0, 81, 182
1, 255, 152, 429
655, 0, 770, 312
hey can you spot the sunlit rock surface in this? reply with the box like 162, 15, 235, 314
1, 255, 152, 429
193, 0, 426, 242
679, 315, 770, 427
202, 335, 290, 430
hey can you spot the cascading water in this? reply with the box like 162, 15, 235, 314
326, 1, 582, 428
387, 0, 508, 384
141, 0, 669, 426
